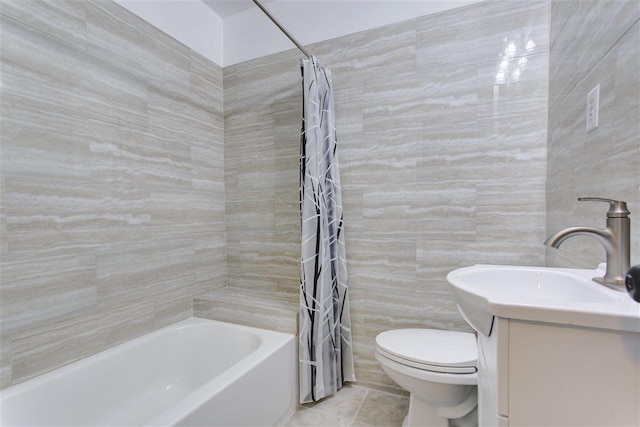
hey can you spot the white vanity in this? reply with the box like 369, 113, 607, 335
447, 264, 640, 426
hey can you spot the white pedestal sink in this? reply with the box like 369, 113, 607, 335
447, 264, 640, 426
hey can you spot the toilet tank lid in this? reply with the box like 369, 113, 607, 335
376, 329, 477, 368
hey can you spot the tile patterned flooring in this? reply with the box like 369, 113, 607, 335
284, 384, 409, 427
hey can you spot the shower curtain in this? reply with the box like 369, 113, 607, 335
299, 56, 355, 403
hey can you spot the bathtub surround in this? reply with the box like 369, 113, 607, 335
299, 56, 355, 403
194, 286, 298, 334
0, 0, 225, 388
224, 0, 551, 393
546, 1, 640, 269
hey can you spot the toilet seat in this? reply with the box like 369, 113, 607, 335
376, 347, 476, 374
375, 329, 477, 374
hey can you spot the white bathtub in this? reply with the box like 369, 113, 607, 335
0, 317, 297, 426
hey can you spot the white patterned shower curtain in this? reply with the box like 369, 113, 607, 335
299, 56, 355, 403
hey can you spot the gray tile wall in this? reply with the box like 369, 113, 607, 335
0, 0, 225, 389
10, 0, 624, 398
546, 1, 640, 268
224, 0, 551, 392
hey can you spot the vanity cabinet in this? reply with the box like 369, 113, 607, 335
477, 317, 640, 427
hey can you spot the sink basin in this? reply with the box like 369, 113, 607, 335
447, 264, 640, 336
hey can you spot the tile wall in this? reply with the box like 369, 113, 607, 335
224, 0, 551, 392
546, 1, 640, 268
0, 0, 225, 388
11, 0, 632, 397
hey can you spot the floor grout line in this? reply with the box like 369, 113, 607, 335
350, 387, 370, 425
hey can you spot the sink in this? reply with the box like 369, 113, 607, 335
446, 264, 640, 336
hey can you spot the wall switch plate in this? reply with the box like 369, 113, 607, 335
586, 84, 600, 132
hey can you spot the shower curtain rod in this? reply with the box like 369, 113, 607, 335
252, 0, 312, 59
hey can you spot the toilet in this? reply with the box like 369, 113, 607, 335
375, 329, 478, 427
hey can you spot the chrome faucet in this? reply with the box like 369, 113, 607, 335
545, 197, 631, 290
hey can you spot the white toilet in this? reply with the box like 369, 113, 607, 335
375, 329, 478, 427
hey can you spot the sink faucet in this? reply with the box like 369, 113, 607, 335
545, 197, 631, 289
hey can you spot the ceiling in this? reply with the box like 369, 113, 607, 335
119, 0, 483, 65
202, 0, 274, 18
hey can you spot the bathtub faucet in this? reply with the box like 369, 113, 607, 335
545, 197, 630, 290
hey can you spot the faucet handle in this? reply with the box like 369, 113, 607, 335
578, 197, 630, 218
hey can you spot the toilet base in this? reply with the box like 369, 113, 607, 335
450, 406, 478, 427
402, 410, 478, 427
403, 391, 478, 427
405, 395, 449, 427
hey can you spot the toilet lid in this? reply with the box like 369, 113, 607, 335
375, 329, 477, 371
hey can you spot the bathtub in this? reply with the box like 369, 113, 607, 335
0, 317, 297, 426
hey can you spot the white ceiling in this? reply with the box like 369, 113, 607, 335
119, 0, 483, 66
202, 0, 273, 18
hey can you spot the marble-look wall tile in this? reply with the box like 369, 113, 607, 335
9, 301, 156, 385
224, 0, 550, 392
194, 287, 298, 334
549, 0, 578, 48
0, 0, 87, 50
0, 0, 224, 389
224, 50, 302, 296
361, 73, 420, 187
85, 0, 191, 95
416, 0, 550, 70
547, 1, 639, 269
315, 18, 417, 83
190, 50, 224, 114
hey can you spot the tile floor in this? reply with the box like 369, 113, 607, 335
283, 384, 409, 427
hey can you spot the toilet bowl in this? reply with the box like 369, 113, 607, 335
375, 329, 478, 427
